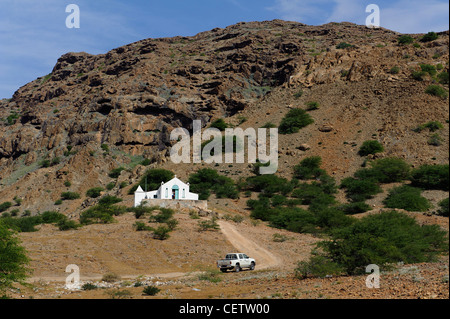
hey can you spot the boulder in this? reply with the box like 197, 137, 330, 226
298, 144, 311, 151
319, 124, 334, 132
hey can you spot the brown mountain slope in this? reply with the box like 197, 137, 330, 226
0, 19, 448, 216
1, 20, 449, 300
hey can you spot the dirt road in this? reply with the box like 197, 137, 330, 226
217, 221, 280, 269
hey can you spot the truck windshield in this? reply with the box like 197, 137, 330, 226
225, 254, 237, 259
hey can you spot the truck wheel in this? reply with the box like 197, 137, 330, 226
250, 262, 255, 270
235, 264, 241, 272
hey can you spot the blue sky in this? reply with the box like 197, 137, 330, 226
0, 0, 448, 98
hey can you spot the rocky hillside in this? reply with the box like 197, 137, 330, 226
0, 20, 448, 215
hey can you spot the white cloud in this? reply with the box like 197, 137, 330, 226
0, 0, 141, 98
380, 0, 449, 33
326, 0, 366, 24
268, 0, 449, 32
268, 0, 333, 24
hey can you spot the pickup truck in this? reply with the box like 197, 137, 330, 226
217, 253, 256, 272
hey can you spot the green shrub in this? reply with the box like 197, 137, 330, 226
295, 253, 343, 279
293, 156, 325, 180
197, 217, 220, 231
57, 219, 81, 231
305, 101, 319, 110
13, 198, 22, 206
358, 140, 384, 156
106, 289, 131, 299
143, 286, 161, 296
40, 211, 66, 224
244, 174, 293, 196
397, 35, 414, 45
108, 167, 125, 179
128, 168, 174, 195
307, 193, 337, 213
336, 42, 353, 49
0, 216, 41, 232
410, 164, 449, 191
437, 198, 449, 217
86, 187, 104, 198
40, 159, 51, 168
292, 183, 329, 205
141, 158, 152, 166
189, 210, 200, 219
260, 122, 277, 129
247, 197, 271, 218
5, 112, 20, 126
106, 182, 115, 190
438, 71, 449, 85
10, 210, 19, 217
420, 31, 438, 42
98, 195, 123, 206
188, 168, 238, 200
389, 66, 400, 74
316, 174, 338, 195
0, 223, 29, 295
367, 157, 411, 183
425, 85, 448, 99
82, 283, 97, 291
340, 177, 382, 202
313, 208, 355, 230
60, 192, 81, 200
197, 269, 222, 283
320, 210, 448, 274
269, 207, 317, 234
80, 208, 115, 225
0, 202, 12, 213
79, 199, 125, 225
149, 207, 175, 223
133, 221, 153, 231
209, 118, 228, 131
1, 212, 69, 232
102, 273, 121, 283
293, 90, 303, 98
428, 133, 443, 146
414, 121, 444, 132
250, 160, 272, 176
249, 198, 350, 235
419, 64, 437, 76
272, 233, 289, 242
337, 202, 372, 215
383, 185, 431, 212
119, 181, 128, 189
51, 157, 61, 166
165, 218, 179, 231
130, 205, 154, 219
279, 108, 314, 134
411, 70, 426, 81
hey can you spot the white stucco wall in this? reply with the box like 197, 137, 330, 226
134, 177, 199, 207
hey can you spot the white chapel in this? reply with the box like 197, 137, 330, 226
134, 175, 199, 207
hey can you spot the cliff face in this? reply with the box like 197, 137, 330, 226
0, 20, 448, 214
